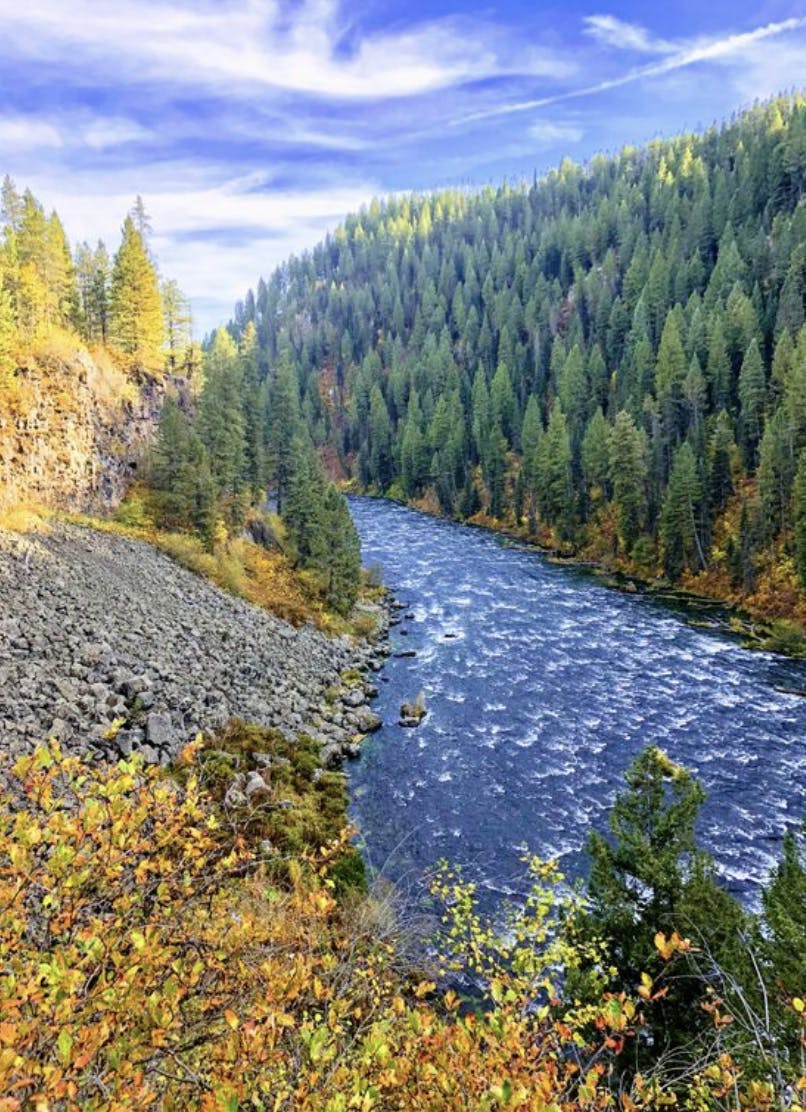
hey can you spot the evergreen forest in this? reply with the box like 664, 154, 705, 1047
226, 94, 806, 624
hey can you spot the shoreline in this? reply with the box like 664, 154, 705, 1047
0, 519, 394, 770
347, 490, 806, 660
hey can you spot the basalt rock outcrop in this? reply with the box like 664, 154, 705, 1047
0, 346, 186, 513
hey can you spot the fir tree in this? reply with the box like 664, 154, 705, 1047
109, 214, 163, 365
661, 441, 705, 580
795, 451, 806, 591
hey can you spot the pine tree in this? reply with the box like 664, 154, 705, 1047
266, 359, 301, 515
609, 411, 648, 552
322, 485, 361, 614
161, 278, 193, 373
109, 214, 164, 365
762, 829, 806, 1041
282, 437, 327, 570
795, 450, 806, 591
587, 747, 747, 1066
198, 329, 246, 511
521, 394, 542, 530
655, 312, 688, 468
368, 385, 393, 489
581, 407, 610, 502
536, 401, 573, 536
708, 409, 736, 513
661, 441, 704, 580
738, 338, 766, 468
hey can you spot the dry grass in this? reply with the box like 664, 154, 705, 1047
61, 503, 355, 632
0, 502, 52, 534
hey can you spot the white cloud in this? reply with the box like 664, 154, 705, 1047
0, 117, 63, 150
81, 118, 152, 150
24, 167, 378, 333
528, 120, 584, 147
0, 0, 574, 101
583, 15, 674, 54
460, 16, 806, 123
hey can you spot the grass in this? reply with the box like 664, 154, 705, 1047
180, 719, 366, 895
0, 501, 52, 534
62, 490, 384, 637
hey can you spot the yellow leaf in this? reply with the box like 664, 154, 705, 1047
224, 1009, 239, 1030
793, 997, 804, 1014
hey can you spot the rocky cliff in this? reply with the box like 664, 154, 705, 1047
0, 343, 183, 513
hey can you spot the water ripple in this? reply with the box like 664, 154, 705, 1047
348, 499, 806, 907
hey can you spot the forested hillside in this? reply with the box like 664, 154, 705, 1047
229, 94, 806, 622
0, 177, 362, 613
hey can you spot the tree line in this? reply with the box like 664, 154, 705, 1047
0, 180, 193, 373
149, 325, 361, 615
226, 94, 806, 606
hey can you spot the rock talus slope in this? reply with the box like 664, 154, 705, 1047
0, 523, 386, 764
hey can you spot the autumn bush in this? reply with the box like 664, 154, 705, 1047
1, 740, 799, 1111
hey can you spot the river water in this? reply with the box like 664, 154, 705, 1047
347, 498, 806, 909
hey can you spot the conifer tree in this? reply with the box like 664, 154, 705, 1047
322, 485, 361, 614
266, 359, 301, 515
795, 450, 806, 591
587, 747, 747, 1066
661, 441, 704, 580
738, 338, 766, 468
109, 214, 164, 365
581, 407, 610, 502
161, 278, 193, 373
609, 411, 648, 552
197, 328, 245, 509
536, 401, 573, 536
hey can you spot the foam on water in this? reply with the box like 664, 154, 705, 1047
347, 498, 806, 907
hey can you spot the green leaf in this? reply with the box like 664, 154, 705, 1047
57, 1028, 73, 1065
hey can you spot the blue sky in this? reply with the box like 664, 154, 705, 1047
1, 0, 804, 335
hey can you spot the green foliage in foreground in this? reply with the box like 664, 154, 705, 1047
1, 734, 803, 1110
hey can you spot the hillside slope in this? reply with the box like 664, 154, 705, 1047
229, 93, 806, 622
0, 522, 385, 765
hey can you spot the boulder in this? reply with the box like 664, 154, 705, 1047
146, 712, 176, 749
399, 692, 427, 728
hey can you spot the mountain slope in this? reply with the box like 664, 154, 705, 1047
229, 93, 806, 624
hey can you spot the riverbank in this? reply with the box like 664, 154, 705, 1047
0, 520, 390, 768
350, 488, 806, 658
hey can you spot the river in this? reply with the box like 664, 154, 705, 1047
347, 497, 806, 909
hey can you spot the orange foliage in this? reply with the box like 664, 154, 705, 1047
1, 744, 792, 1110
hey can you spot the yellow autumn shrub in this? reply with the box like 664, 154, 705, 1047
0, 743, 778, 1111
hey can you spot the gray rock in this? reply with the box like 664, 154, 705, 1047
146, 712, 175, 748
355, 708, 382, 734
245, 770, 270, 801
224, 784, 247, 808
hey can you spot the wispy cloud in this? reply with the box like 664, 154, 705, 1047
0, 118, 63, 151
2, 0, 802, 333
528, 120, 584, 147
459, 16, 806, 123
583, 15, 675, 54
0, 0, 573, 101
